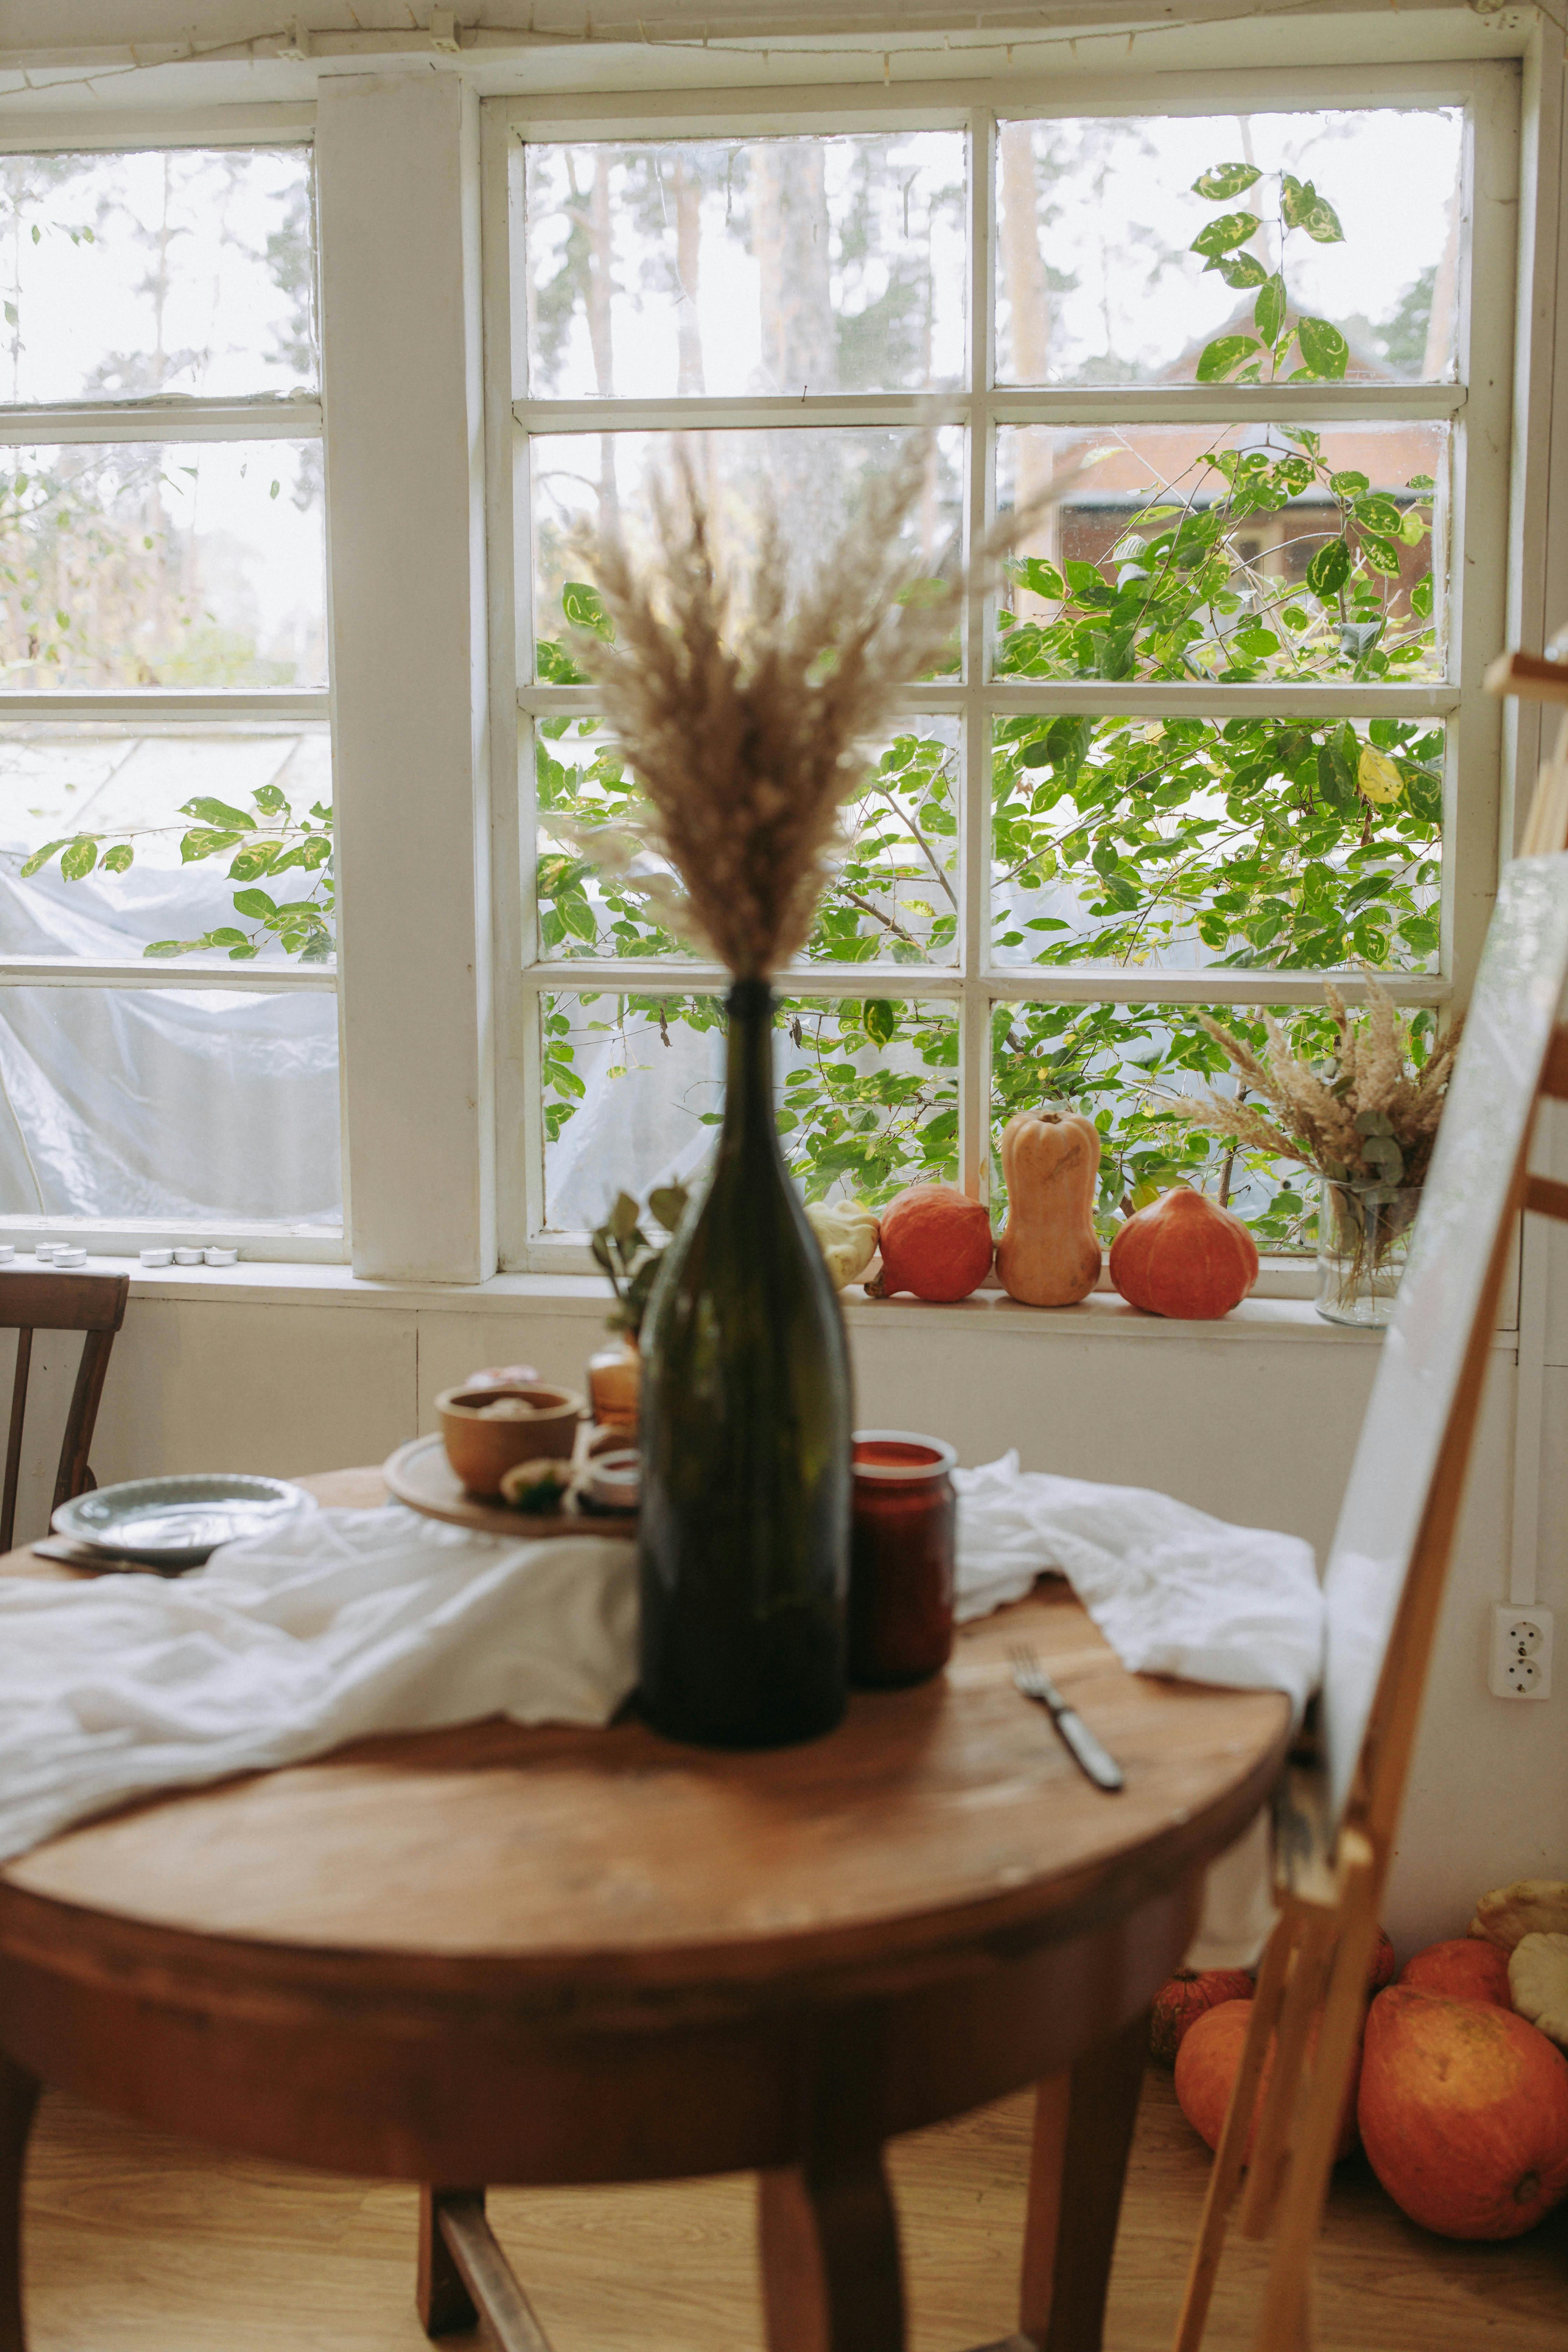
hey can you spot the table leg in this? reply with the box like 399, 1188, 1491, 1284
758, 2154, 905, 2352
1017, 2010, 1148, 2352
0, 2053, 38, 2352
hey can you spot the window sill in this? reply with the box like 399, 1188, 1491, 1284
109, 1256, 1404, 1342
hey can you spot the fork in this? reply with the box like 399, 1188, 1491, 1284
1009, 1645, 1125, 1793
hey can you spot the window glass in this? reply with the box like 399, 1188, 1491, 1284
0, 986, 340, 1230
0, 146, 317, 403
996, 419, 1446, 684
991, 712, 1442, 975
533, 714, 960, 965
530, 425, 963, 680
523, 132, 966, 399
541, 990, 957, 1228
0, 723, 334, 963
994, 108, 1463, 385
0, 440, 326, 690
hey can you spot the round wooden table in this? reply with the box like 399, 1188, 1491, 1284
0, 1468, 1290, 2352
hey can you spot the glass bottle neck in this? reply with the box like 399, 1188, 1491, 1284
719, 980, 777, 1161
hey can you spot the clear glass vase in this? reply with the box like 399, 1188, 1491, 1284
1315, 1179, 1422, 1328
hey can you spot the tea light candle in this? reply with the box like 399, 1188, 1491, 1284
139, 1248, 174, 1268
203, 1247, 238, 1266
173, 1248, 204, 1266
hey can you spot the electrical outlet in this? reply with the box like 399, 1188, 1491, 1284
1489, 1604, 1554, 1700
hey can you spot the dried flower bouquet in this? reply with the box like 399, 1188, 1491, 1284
1176, 970, 1459, 1309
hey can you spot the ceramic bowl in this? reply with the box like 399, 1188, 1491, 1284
436, 1382, 583, 1497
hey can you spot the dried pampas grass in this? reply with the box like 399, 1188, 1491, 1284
1175, 964, 1460, 1197
566, 446, 985, 980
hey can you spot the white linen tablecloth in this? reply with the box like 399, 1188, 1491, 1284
0, 1456, 1322, 1963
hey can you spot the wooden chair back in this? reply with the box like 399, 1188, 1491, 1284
0, 1272, 130, 1552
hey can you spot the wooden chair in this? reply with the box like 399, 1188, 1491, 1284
0, 1271, 130, 1552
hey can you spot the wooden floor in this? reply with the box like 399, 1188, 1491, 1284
20, 2068, 1567, 2351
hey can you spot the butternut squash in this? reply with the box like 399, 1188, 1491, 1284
995, 1110, 1102, 1307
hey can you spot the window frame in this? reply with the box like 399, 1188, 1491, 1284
486, 59, 1518, 1273
0, 108, 344, 1261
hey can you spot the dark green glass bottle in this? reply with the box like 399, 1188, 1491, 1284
637, 979, 852, 1748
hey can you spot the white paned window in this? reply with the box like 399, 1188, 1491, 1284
0, 139, 340, 1252
490, 66, 1514, 1273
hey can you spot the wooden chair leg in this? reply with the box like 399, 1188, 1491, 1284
417, 2185, 481, 2337
1018, 2010, 1148, 2352
0, 2053, 39, 2352
758, 2152, 905, 2352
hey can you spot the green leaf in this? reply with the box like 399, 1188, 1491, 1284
1190, 210, 1261, 260
60, 837, 97, 880
253, 784, 289, 814
181, 796, 255, 830
1358, 531, 1403, 577
1306, 538, 1352, 602
1213, 251, 1268, 289
609, 1191, 640, 1243
231, 888, 278, 919
205, 927, 249, 946
1296, 316, 1349, 379
863, 999, 899, 1047
1353, 493, 1402, 535
1013, 555, 1067, 601
1195, 335, 1260, 383
1280, 173, 1317, 229
20, 838, 68, 878
1303, 198, 1344, 244
1329, 470, 1369, 499
647, 1184, 688, 1233
228, 842, 281, 882
561, 580, 614, 640
102, 842, 134, 873
1192, 162, 1262, 200
143, 938, 203, 958
1398, 509, 1428, 547
1411, 577, 1434, 618
1253, 272, 1286, 346
181, 828, 244, 862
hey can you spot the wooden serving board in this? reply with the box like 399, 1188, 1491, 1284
382, 1433, 636, 1541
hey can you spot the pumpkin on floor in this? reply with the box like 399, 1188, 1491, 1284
1149, 1967, 1254, 2067
1174, 1998, 1362, 2163
1108, 1185, 1259, 1320
1367, 1927, 1398, 1993
1357, 1987, 1568, 2239
864, 1182, 993, 1303
994, 1110, 1103, 1308
1400, 1937, 1514, 2008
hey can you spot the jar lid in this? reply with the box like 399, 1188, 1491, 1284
851, 1430, 958, 1481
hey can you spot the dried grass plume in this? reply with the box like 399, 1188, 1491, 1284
1175, 964, 1460, 1195
568, 447, 987, 980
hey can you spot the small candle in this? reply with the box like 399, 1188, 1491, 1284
848, 1431, 958, 1689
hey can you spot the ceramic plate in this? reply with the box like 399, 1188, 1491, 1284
52, 1474, 317, 1569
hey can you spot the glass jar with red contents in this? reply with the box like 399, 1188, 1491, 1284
849, 1431, 958, 1688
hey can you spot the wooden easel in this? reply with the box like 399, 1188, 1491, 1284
1173, 648, 1568, 2352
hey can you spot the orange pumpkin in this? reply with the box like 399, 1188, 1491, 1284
1358, 1988, 1568, 2238
1400, 1938, 1514, 2008
1175, 1998, 1362, 2162
1149, 1967, 1254, 2067
1109, 1185, 1259, 1320
865, 1183, 994, 1303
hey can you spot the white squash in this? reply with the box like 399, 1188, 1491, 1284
1469, 1878, 1568, 1951
805, 1199, 880, 1290
1508, 1931, 1568, 2046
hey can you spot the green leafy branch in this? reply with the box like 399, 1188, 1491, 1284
1188, 160, 1349, 386
21, 785, 335, 962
